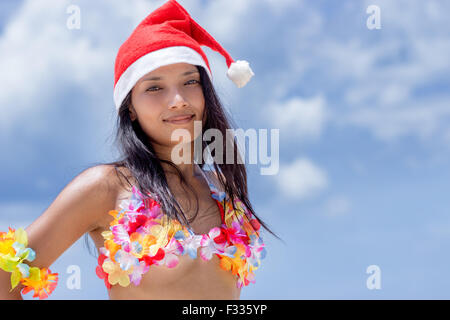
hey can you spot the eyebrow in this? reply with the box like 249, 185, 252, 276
141, 70, 199, 82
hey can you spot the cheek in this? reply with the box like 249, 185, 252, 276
133, 101, 164, 134
137, 93, 161, 107
139, 108, 163, 131
138, 114, 168, 145
188, 87, 205, 113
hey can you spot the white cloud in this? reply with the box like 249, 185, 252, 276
197, 0, 252, 44
267, 95, 327, 141
193, 0, 303, 43
342, 98, 450, 143
277, 0, 450, 145
0, 1, 103, 136
0, 0, 162, 135
323, 195, 352, 217
263, 0, 302, 16
0, 0, 165, 168
275, 157, 328, 200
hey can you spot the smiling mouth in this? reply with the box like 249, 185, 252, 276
163, 114, 195, 124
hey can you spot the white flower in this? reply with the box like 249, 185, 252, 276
181, 232, 203, 259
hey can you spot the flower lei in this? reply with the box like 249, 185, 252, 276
0, 227, 58, 299
96, 184, 267, 290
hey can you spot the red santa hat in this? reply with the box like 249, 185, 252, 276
113, 0, 254, 111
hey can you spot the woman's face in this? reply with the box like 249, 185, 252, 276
130, 62, 205, 155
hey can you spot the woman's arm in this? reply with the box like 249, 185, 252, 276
0, 165, 119, 299
0, 269, 24, 299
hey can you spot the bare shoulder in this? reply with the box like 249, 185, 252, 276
75, 164, 120, 195
71, 165, 133, 233
69, 164, 125, 230
80, 164, 137, 190
10, 165, 124, 273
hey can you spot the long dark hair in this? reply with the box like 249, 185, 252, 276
84, 65, 283, 256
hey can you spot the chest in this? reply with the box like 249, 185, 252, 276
89, 182, 223, 251
88, 182, 241, 299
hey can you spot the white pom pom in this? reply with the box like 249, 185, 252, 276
226, 60, 255, 88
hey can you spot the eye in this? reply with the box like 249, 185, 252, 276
146, 80, 199, 92
186, 79, 200, 85
146, 86, 160, 92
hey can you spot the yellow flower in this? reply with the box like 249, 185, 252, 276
129, 232, 156, 259
108, 210, 124, 226
0, 253, 19, 273
224, 201, 235, 222
101, 230, 113, 241
14, 228, 28, 246
101, 260, 131, 287
0, 228, 17, 255
105, 240, 121, 263
20, 267, 58, 299
147, 221, 170, 256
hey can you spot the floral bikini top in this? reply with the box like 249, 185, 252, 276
95, 167, 267, 290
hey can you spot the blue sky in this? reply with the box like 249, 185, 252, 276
1, 0, 449, 299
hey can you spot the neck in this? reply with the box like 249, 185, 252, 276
161, 162, 199, 179
152, 140, 204, 184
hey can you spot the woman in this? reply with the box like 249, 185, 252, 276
0, 0, 280, 300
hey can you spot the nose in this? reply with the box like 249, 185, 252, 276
168, 89, 188, 109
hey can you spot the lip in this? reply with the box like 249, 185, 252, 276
163, 114, 194, 124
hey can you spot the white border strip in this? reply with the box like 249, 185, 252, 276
113, 46, 213, 111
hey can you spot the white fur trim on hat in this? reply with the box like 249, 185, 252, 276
114, 46, 212, 111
